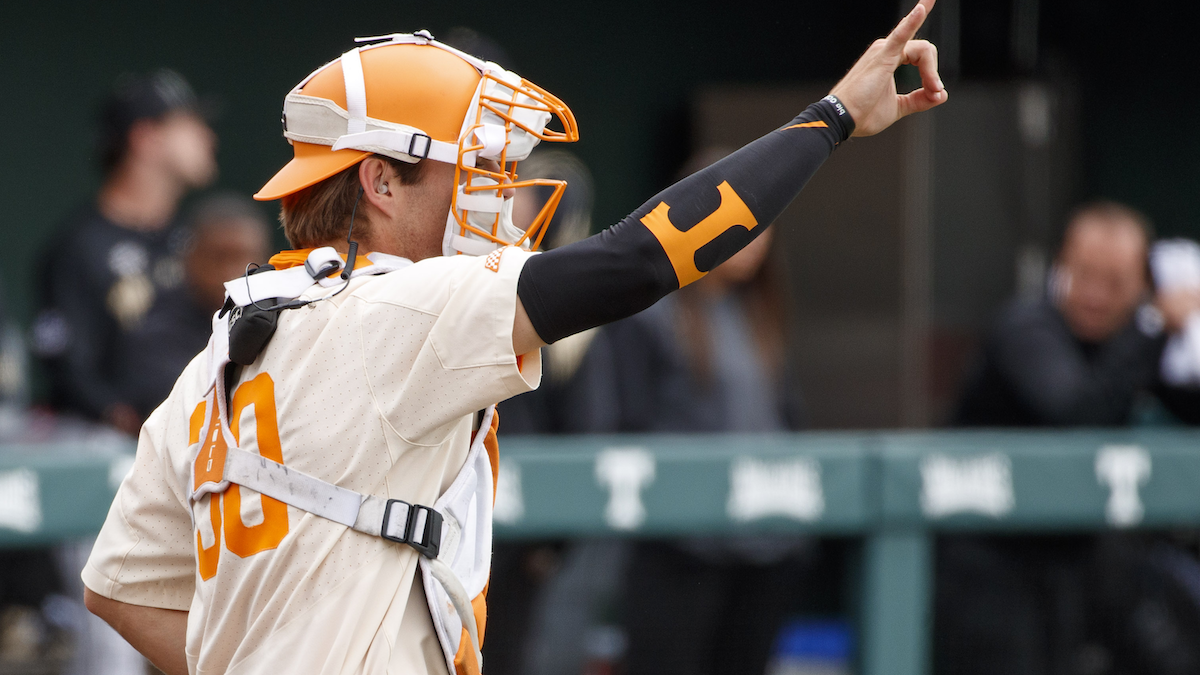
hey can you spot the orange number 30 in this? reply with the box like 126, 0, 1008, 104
190, 372, 289, 580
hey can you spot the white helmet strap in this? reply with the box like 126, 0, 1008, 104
340, 48, 368, 135
355, 30, 491, 73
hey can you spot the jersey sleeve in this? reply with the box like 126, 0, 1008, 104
82, 383, 198, 611
355, 248, 542, 445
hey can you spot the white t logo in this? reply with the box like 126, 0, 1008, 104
1095, 445, 1151, 527
595, 448, 656, 531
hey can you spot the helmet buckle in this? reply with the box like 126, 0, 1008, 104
408, 133, 432, 160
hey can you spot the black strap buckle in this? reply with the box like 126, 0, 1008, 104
408, 133, 432, 160
380, 499, 443, 558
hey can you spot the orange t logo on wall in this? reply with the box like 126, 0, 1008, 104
190, 372, 290, 580
640, 181, 760, 287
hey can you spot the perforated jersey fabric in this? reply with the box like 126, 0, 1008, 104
83, 248, 541, 674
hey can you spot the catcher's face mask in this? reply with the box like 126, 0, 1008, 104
256, 31, 579, 257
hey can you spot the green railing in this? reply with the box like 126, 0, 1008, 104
4, 429, 1199, 675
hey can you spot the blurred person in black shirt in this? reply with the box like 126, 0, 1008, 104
115, 194, 269, 419
21, 69, 216, 675
32, 69, 216, 435
940, 201, 1200, 675
955, 201, 1200, 426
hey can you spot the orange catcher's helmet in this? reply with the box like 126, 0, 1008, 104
255, 31, 579, 257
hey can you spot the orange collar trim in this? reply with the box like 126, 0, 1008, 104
268, 249, 375, 271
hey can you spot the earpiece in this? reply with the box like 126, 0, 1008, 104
377, 183, 389, 194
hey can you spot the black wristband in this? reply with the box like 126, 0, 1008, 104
819, 94, 856, 142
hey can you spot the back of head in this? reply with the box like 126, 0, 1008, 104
1054, 200, 1152, 343
184, 193, 271, 311
97, 69, 205, 174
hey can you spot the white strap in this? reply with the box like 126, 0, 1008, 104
354, 30, 490, 73
224, 248, 414, 307
223, 446, 364, 527
222, 447, 446, 547
428, 557, 484, 671
473, 124, 508, 159
205, 312, 231, 395
340, 48, 367, 135
332, 129, 459, 164
224, 266, 314, 307
455, 188, 504, 214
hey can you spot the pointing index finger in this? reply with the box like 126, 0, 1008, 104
885, 0, 936, 54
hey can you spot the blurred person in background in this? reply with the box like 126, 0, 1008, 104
940, 201, 1200, 675
25, 69, 215, 675
568, 148, 818, 675
115, 194, 270, 420
955, 200, 1200, 426
32, 69, 217, 436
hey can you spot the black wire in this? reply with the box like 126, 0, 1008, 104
341, 187, 363, 281
326, 186, 364, 299
246, 262, 283, 312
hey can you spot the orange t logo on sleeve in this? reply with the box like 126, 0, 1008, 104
639, 181, 759, 287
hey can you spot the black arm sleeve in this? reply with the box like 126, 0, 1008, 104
518, 96, 853, 344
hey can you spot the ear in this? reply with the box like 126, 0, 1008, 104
358, 157, 394, 217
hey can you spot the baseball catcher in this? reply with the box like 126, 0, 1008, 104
82, 2, 946, 673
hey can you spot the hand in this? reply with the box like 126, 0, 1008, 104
1156, 288, 1200, 333
830, 0, 947, 137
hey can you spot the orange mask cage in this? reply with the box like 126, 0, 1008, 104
460, 173, 566, 250
449, 74, 579, 254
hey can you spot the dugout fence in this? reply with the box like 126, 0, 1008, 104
4, 429, 1198, 675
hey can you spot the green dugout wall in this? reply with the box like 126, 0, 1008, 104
4, 429, 1199, 675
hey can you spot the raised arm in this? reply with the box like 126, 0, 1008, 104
513, 0, 946, 354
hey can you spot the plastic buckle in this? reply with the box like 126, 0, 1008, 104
304, 258, 340, 281
380, 499, 443, 558
408, 133, 432, 160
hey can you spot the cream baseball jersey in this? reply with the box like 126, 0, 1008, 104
83, 248, 541, 675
